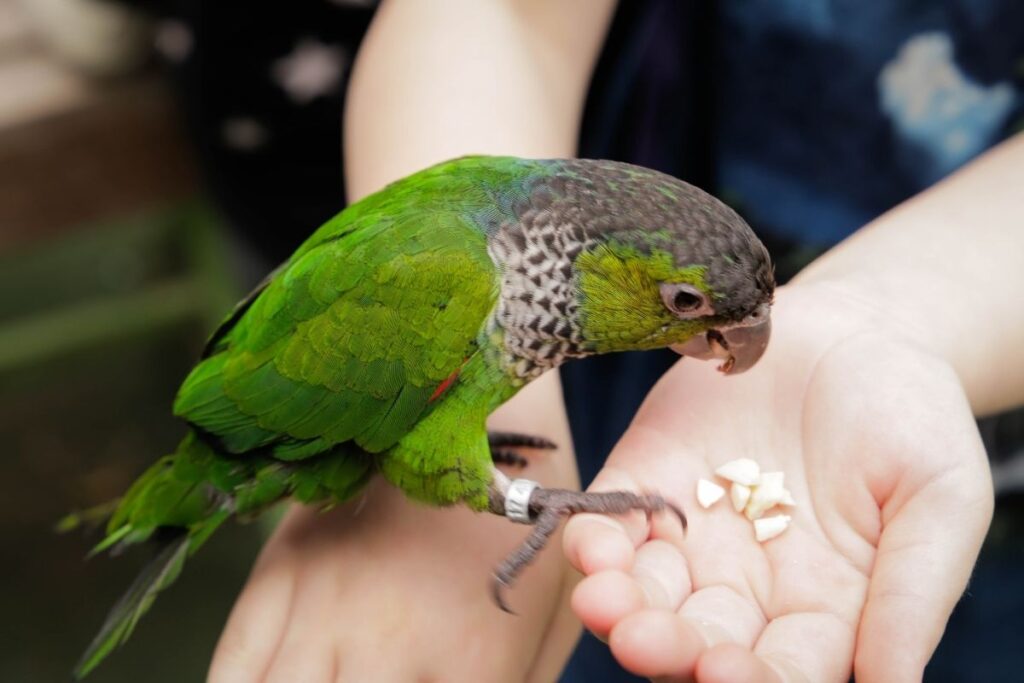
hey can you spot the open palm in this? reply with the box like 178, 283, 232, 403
564, 284, 993, 682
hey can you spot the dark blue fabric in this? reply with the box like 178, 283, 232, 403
925, 531, 1024, 682
714, 0, 1024, 247
561, 1, 1023, 681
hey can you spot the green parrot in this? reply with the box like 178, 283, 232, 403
70, 155, 774, 677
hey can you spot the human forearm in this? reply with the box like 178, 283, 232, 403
796, 133, 1024, 415
343, 0, 615, 200
338, 4, 615, 678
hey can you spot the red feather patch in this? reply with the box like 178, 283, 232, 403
429, 366, 462, 402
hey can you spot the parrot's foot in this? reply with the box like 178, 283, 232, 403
487, 483, 686, 613
487, 431, 557, 470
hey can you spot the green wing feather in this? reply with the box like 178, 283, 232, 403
173, 159, 527, 460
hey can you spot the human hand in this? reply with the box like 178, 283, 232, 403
564, 283, 994, 682
208, 375, 582, 683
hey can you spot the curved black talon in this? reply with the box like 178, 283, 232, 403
490, 488, 686, 613
488, 431, 557, 470
490, 449, 530, 469
492, 506, 563, 614
487, 431, 558, 451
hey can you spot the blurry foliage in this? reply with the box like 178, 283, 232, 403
0, 204, 265, 682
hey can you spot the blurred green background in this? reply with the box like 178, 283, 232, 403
0, 2, 268, 679
0, 207, 268, 681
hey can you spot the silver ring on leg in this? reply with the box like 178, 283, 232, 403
505, 478, 539, 524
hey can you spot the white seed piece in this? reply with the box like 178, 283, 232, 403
714, 458, 761, 486
744, 502, 766, 520
730, 483, 751, 512
697, 478, 726, 508
754, 514, 791, 542
760, 471, 785, 490
744, 471, 787, 520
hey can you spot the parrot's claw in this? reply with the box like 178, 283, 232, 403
487, 431, 557, 470
487, 487, 686, 613
487, 431, 558, 450
490, 449, 530, 469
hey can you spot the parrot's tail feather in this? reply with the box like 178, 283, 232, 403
54, 498, 122, 534
74, 533, 189, 679
86, 525, 134, 558
73, 508, 230, 679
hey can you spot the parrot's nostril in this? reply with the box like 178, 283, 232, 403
746, 302, 771, 323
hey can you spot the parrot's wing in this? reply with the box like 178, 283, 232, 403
174, 210, 498, 458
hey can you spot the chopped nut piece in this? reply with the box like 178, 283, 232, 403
754, 514, 791, 542
780, 488, 797, 506
759, 471, 785, 490
697, 478, 726, 508
714, 458, 761, 486
730, 483, 751, 512
744, 471, 787, 519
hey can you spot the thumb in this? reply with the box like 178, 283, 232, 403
854, 435, 993, 681
563, 424, 691, 576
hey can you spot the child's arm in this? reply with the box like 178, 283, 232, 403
209, 1, 617, 680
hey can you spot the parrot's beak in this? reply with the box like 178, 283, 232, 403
671, 303, 771, 374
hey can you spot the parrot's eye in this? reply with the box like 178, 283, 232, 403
660, 282, 712, 319
673, 290, 702, 311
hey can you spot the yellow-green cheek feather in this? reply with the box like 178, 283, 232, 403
576, 243, 712, 353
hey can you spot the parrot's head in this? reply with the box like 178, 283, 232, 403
491, 159, 775, 377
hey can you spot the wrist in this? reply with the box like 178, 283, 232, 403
774, 278, 960, 388
786, 137, 1024, 414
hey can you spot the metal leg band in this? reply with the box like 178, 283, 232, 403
504, 478, 539, 524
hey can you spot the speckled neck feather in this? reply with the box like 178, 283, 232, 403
487, 205, 595, 379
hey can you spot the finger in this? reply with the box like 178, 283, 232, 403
263, 637, 337, 683
563, 467, 651, 574
262, 546, 349, 683
752, 612, 855, 682
607, 585, 767, 680
563, 514, 636, 574
207, 552, 295, 683
855, 462, 993, 681
696, 643, 781, 683
572, 570, 646, 640
609, 610, 706, 679
678, 585, 765, 650
338, 657, 414, 682
632, 540, 691, 610
573, 540, 692, 641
